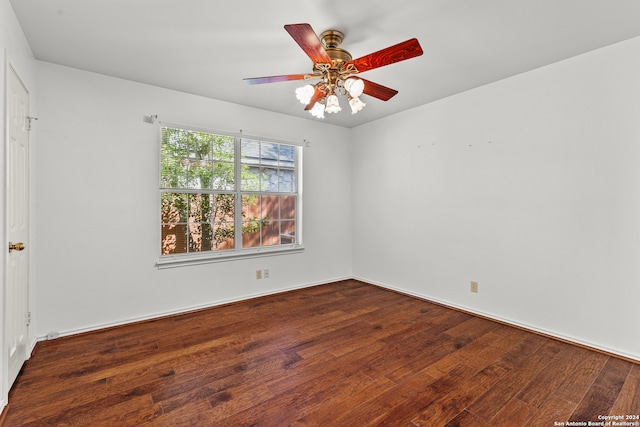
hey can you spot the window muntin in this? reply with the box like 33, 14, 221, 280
160, 126, 300, 259
240, 139, 296, 193
161, 128, 235, 191
241, 195, 297, 248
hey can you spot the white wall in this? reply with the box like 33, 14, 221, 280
1, 0, 36, 408
351, 36, 640, 361
33, 62, 353, 338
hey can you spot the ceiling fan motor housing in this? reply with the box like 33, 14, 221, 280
319, 30, 352, 66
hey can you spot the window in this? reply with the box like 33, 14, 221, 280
159, 125, 302, 266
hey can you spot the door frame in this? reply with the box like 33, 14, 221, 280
2, 55, 32, 407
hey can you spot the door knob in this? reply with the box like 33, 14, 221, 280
8, 242, 25, 253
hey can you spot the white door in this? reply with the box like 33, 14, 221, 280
5, 63, 30, 389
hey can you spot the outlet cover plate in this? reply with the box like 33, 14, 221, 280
470, 281, 479, 293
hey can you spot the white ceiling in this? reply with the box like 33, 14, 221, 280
10, 0, 640, 128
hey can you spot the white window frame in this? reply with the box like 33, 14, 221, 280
156, 122, 304, 269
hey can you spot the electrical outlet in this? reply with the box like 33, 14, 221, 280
263, 269, 270, 279
256, 270, 262, 280
470, 281, 479, 293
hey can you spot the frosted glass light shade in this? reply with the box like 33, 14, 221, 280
309, 101, 325, 119
325, 94, 342, 113
295, 85, 315, 105
344, 78, 365, 97
349, 96, 366, 114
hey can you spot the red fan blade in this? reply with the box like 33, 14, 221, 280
360, 78, 398, 101
304, 87, 326, 110
243, 74, 308, 85
346, 38, 423, 73
284, 23, 334, 66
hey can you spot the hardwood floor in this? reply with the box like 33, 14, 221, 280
3, 280, 639, 426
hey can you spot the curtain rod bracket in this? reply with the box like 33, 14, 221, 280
143, 114, 158, 124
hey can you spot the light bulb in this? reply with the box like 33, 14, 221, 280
295, 85, 315, 105
309, 102, 325, 119
325, 94, 342, 114
349, 96, 366, 114
344, 78, 364, 97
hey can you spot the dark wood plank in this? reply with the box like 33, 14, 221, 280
408, 363, 509, 425
517, 344, 588, 408
445, 409, 486, 427
465, 336, 557, 421
488, 398, 537, 426
2, 280, 638, 426
611, 364, 640, 415
327, 369, 441, 426
526, 395, 577, 427
569, 356, 632, 422
553, 348, 609, 404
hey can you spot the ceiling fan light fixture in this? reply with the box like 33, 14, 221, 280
309, 101, 325, 119
325, 93, 342, 114
344, 78, 365, 97
295, 84, 315, 105
245, 24, 423, 120
349, 96, 366, 114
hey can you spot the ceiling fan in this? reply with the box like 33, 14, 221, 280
243, 23, 423, 118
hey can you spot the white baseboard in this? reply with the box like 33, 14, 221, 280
354, 275, 640, 363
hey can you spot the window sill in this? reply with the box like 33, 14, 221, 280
156, 245, 305, 269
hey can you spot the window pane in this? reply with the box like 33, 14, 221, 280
161, 193, 188, 224
261, 221, 280, 246
214, 222, 234, 250
213, 194, 235, 223
188, 222, 214, 252
212, 134, 235, 161
240, 139, 260, 191
212, 194, 235, 250
280, 220, 296, 244
241, 166, 262, 191
261, 195, 279, 221
262, 167, 278, 192
162, 127, 187, 157
187, 194, 212, 222
187, 130, 214, 161
261, 142, 279, 167
161, 157, 188, 189
278, 170, 295, 192
279, 144, 295, 168
212, 162, 235, 190
280, 196, 296, 220
242, 221, 261, 248
162, 223, 188, 255
241, 194, 260, 220
200, 223, 215, 251
187, 160, 213, 189
241, 139, 260, 166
